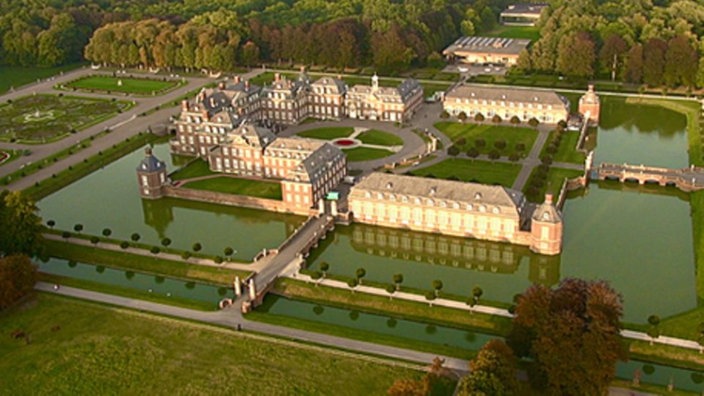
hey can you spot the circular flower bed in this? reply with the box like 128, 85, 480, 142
334, 139, 356, 146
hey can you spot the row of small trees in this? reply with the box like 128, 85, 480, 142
309, 262, 484, 306
441, 110, 541, 128
50, 221, 239, 262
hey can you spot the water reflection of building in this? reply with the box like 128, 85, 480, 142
140, 198, 174, 239
348, 224, 560, 285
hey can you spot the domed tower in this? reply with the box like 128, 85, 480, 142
530, 194, 563, 255
578, 84, 600, 126
136, 147, 167, 199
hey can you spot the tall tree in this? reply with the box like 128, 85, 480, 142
663, 35, 698, 87
557, 31, 596, 78
457, 340, 518, 396
508, 278, 626, 395
599, 34, 629, 81
642, 38, 668, 86
0, 254, 37, 309
0, 191, 43, 256
624, 43, 644, 83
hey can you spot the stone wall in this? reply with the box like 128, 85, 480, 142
162, 186, 317, 217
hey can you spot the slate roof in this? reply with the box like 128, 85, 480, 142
137, 147, 165, 172
445, 84, 569, 108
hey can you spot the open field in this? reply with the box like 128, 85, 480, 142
183, 177, 283, 200
64, 75, 178, 95
435, 122, 538, 158
408, 158, 521, 187
0, 94, 132, 143
297, 126, 354, 140
0, 294, 418, 394
344, 147, 393, 162
0, 64, 83, 94
44, 239, 249, 285
357, 129, 404, 146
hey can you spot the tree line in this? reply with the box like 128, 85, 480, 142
2, 0, 510, 72
517, 0, 704, 88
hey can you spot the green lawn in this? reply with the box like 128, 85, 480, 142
0, 63, 83, 94
0, 294, 419, 394
357, 129, 404, 146
435, 122, 538, 158
485, 25, 541, 41
692, 191, 704, 302
297, 126, 354, 140
540, 130, 586, 164
523, 166, 583, 203
183, 176, 283, 200
0, 94, 133, 143
44, 239, 249, 286
343, 147, 393, 162
408, 158, 521, 188
170, 159, 215, 181
275, 278, 511, 336
65, 75, 178, 95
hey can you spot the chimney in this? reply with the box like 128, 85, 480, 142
588, 84, 594, 92
274, 73, 281, 82
245, 80, 250, 90
545, 194, 553, 205
218, 81, 226, 90
181, 100, 189, 112
234, 75, 241, 84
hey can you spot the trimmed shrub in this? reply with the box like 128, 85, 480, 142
447, 146, 460, 156
466, 147, 480, 158
456, 137, 467, 146
494, 140, 507, 150
474, 138, 486, 148
488, 150, 501, 159
515, 143, 526, 151
510, 115, 521, 124
474, 113, 485, 122
508, 153, 520, 161
120, 241, 129, 249
492, 114, 502, 123
528, 118, 540, 127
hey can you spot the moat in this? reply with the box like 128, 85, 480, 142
37, 96, 696, 324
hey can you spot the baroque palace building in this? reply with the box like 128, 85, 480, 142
348, 173, 563, 255
443, 83, 570, 124
207, 122, 346, 209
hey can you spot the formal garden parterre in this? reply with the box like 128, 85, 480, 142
62, 75, 182, 95
0, 94, 133, 143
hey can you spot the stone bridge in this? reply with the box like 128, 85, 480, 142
596, 163, 704, 192
238, 213, 336, 310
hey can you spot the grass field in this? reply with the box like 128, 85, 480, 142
44, 239, 249, 285
409, 158, 521, 187
485, 25, 541, 41
65, 75, 178, 95
0, 94, 132, 143
344, 147, 393, 162
435, 122, 538, 158
523, 167, 582, 202
541, 130, 586, 164
183, 177, 283, 200
170, 159, 215, 181
357, 129, 404, 146
0, 294, 419, 394
297, 126, 354, 140
0, 64, 83, 94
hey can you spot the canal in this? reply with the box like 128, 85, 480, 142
37, 143, 305, 261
